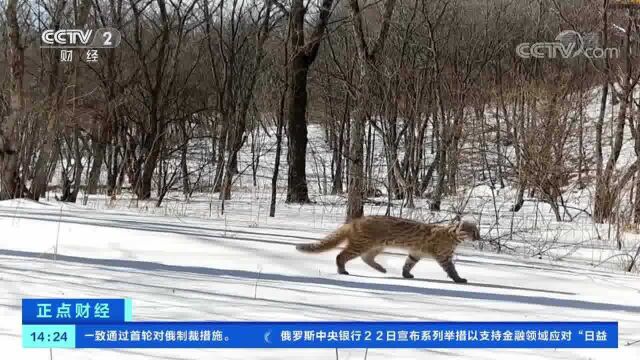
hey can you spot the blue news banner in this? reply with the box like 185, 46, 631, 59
22, 298, 618, 349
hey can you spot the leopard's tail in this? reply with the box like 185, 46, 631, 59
295, 224, 351, 253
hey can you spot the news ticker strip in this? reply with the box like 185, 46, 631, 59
22, 322, 618, 349
21, 299, 618, 349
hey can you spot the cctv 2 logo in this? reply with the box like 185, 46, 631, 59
41, 28, 122, 48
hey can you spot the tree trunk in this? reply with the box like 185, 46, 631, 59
270, 91, 286, 217
180, 122, 191, 196
213, 123, 227, 192
285, 0, 335, 204
31, 112, 61, 200
69, 128, 84, 202
87, 140, 105, 194
347, 113, 366, 221
221, 151, 239, 201
511, 93, 526, 212
286, 55, 311, 203
346, 0, 397, 221
332, 112, 346, 194
430, 142, 447, 211
365, 120, 375, 196
136, 131, 162, 199
107, 140, 119, 196
634, 168, 640, 224
430, 100, 448, 211
446, 111, 463, 195
251, 125, 260, 188
0, 0, 23, 200
593, 97, 627, 222
495, 103, 505, 188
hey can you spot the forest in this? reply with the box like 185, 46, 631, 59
0, 0, 639, 229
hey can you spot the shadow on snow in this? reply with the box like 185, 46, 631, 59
2, 249, 639, 314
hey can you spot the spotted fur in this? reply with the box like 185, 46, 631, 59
295, 216, 481, 283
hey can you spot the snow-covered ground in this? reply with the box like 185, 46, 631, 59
1, 198, 639, 359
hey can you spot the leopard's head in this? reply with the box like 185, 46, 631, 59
457, 220, 481, 241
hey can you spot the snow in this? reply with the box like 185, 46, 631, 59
1, 198, 639, 359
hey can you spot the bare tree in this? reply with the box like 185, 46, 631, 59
285, 0, 335, 203
0, 0, 23, 199
346, 0, 397, 221
593, 4, 640, 222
